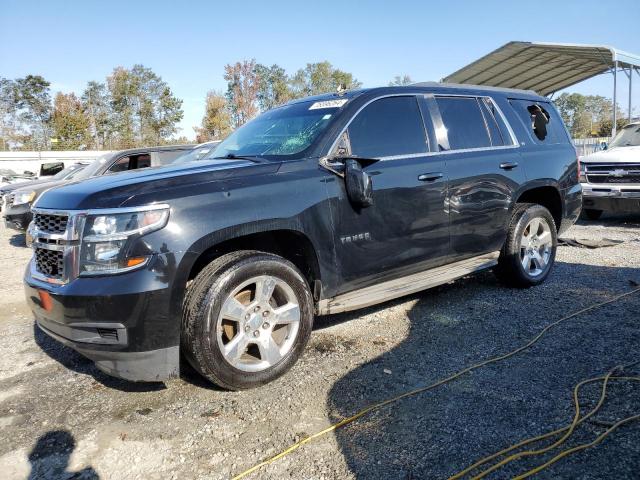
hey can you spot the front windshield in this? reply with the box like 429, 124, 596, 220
207, 100, 340, 160
71, 154, 111, 181
609, 124, 640, 148
173, 143, 220, 164
52, 164, 84, 180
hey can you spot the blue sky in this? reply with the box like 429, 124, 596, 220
1, 0, 639, 139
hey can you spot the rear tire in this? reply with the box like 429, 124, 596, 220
495, 203, 557, 288
182, 251, 314, 390
582, 209, 603, 220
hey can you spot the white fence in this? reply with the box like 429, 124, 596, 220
0, 151, 110, 176
573, 137, 609, 157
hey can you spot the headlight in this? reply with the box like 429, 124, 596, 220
13, 190, 36, 206
79, 206, 169, 275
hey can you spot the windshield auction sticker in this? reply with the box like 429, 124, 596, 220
309, 99, 348, 110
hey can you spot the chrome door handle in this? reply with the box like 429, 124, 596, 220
499, 162, 519, 170
418, 172, 443, 182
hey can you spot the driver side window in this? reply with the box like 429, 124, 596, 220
347, 96, 428, 158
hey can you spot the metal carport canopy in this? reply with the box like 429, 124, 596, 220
442, 41, 640, 96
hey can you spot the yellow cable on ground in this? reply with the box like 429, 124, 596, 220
514, 412, 640, 479
448, 370, 628, 479
451, 373, 640, 479
231, 287, 640, 480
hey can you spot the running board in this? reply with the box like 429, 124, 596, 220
317, 251, 500, 315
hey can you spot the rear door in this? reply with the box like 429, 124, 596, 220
430, 95, 524, 259
332, 95, 449, 290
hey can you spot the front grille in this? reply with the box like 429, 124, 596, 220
585, 164, 640, 185
587, 174, 640, 184
4, 193, 14, 208
35, 248, 64, 279
34, 213, 68, 234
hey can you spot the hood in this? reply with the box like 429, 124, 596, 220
34, 159, 281, 210
581, 145, 640, 164
0, 177, 54, 195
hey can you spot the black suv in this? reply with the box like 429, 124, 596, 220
24, 84, 581, 389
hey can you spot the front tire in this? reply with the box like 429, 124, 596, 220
495, 203, 557, 288
182, 251, 314, 390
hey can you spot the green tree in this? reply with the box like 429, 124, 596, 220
107, 67, 136, 148
51, 92, 90, 150
0, 78, 24, 150
195, 91, 232, 142
388, 74, 413, 86
224, 59, 260, 127
254, 64, 292, 111
107, 65, 183, 148
554, 92, 626, 138
289, 61, 361, 97
81, 81, 113, 149
15, 75, 52, 150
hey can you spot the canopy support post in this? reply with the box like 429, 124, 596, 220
630, 67, 634, 123
612, 61, 618, 137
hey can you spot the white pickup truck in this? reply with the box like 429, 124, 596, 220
580, 122, 640, 219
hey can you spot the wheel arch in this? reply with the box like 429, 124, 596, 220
513, 181, 563, 230
177, 223, 323, 302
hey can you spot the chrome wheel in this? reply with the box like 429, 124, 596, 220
519, 217, 553, 277
214, 275, 301, 372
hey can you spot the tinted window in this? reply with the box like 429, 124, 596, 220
479, 99, 504, 146
509, 99, 569, 144
436, 97, 491, 150
348, 96, 428, 158
482, 98, 514, 146
108, 156, 130, 173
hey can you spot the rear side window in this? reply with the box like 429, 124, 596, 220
479, 98, 515, 147
348, 96, 428, 158
509, 99, 569, 144
435, 96, 491, 150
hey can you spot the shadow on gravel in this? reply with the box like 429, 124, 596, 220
577, 212, 640, 230
33, 323, 167, 393
327, 261, 640, 479
27, 430, 99, 479
9, 232, 26, 247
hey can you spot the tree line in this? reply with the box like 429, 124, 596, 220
194, 60, 363, 142
0, 67, 184, 151
3, 62, 626, 151
553, 92, 630, 138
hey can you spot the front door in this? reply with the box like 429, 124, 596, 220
331, 95, 449, 293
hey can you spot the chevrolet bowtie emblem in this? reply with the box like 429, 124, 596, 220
610, 169, 627, 177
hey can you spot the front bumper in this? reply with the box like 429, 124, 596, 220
3, 203, 32, 230
581, 185, 640, 212
25, 257, 181, 382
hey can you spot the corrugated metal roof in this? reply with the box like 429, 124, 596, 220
442, 41, 640, 96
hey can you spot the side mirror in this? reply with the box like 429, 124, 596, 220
600, 141, 608, 151
344, 159, 373, 208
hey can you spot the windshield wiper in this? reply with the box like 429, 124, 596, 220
211, 154, 265, 163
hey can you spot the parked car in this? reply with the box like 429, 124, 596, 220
25, 84, 581, 389
3, 163, 88, 229
3, 145, 193, 231
0, 168, 36, 189
579, 122, 640, 219
1, 163, 86, 214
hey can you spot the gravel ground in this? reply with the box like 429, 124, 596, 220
0, 214, 639, 480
